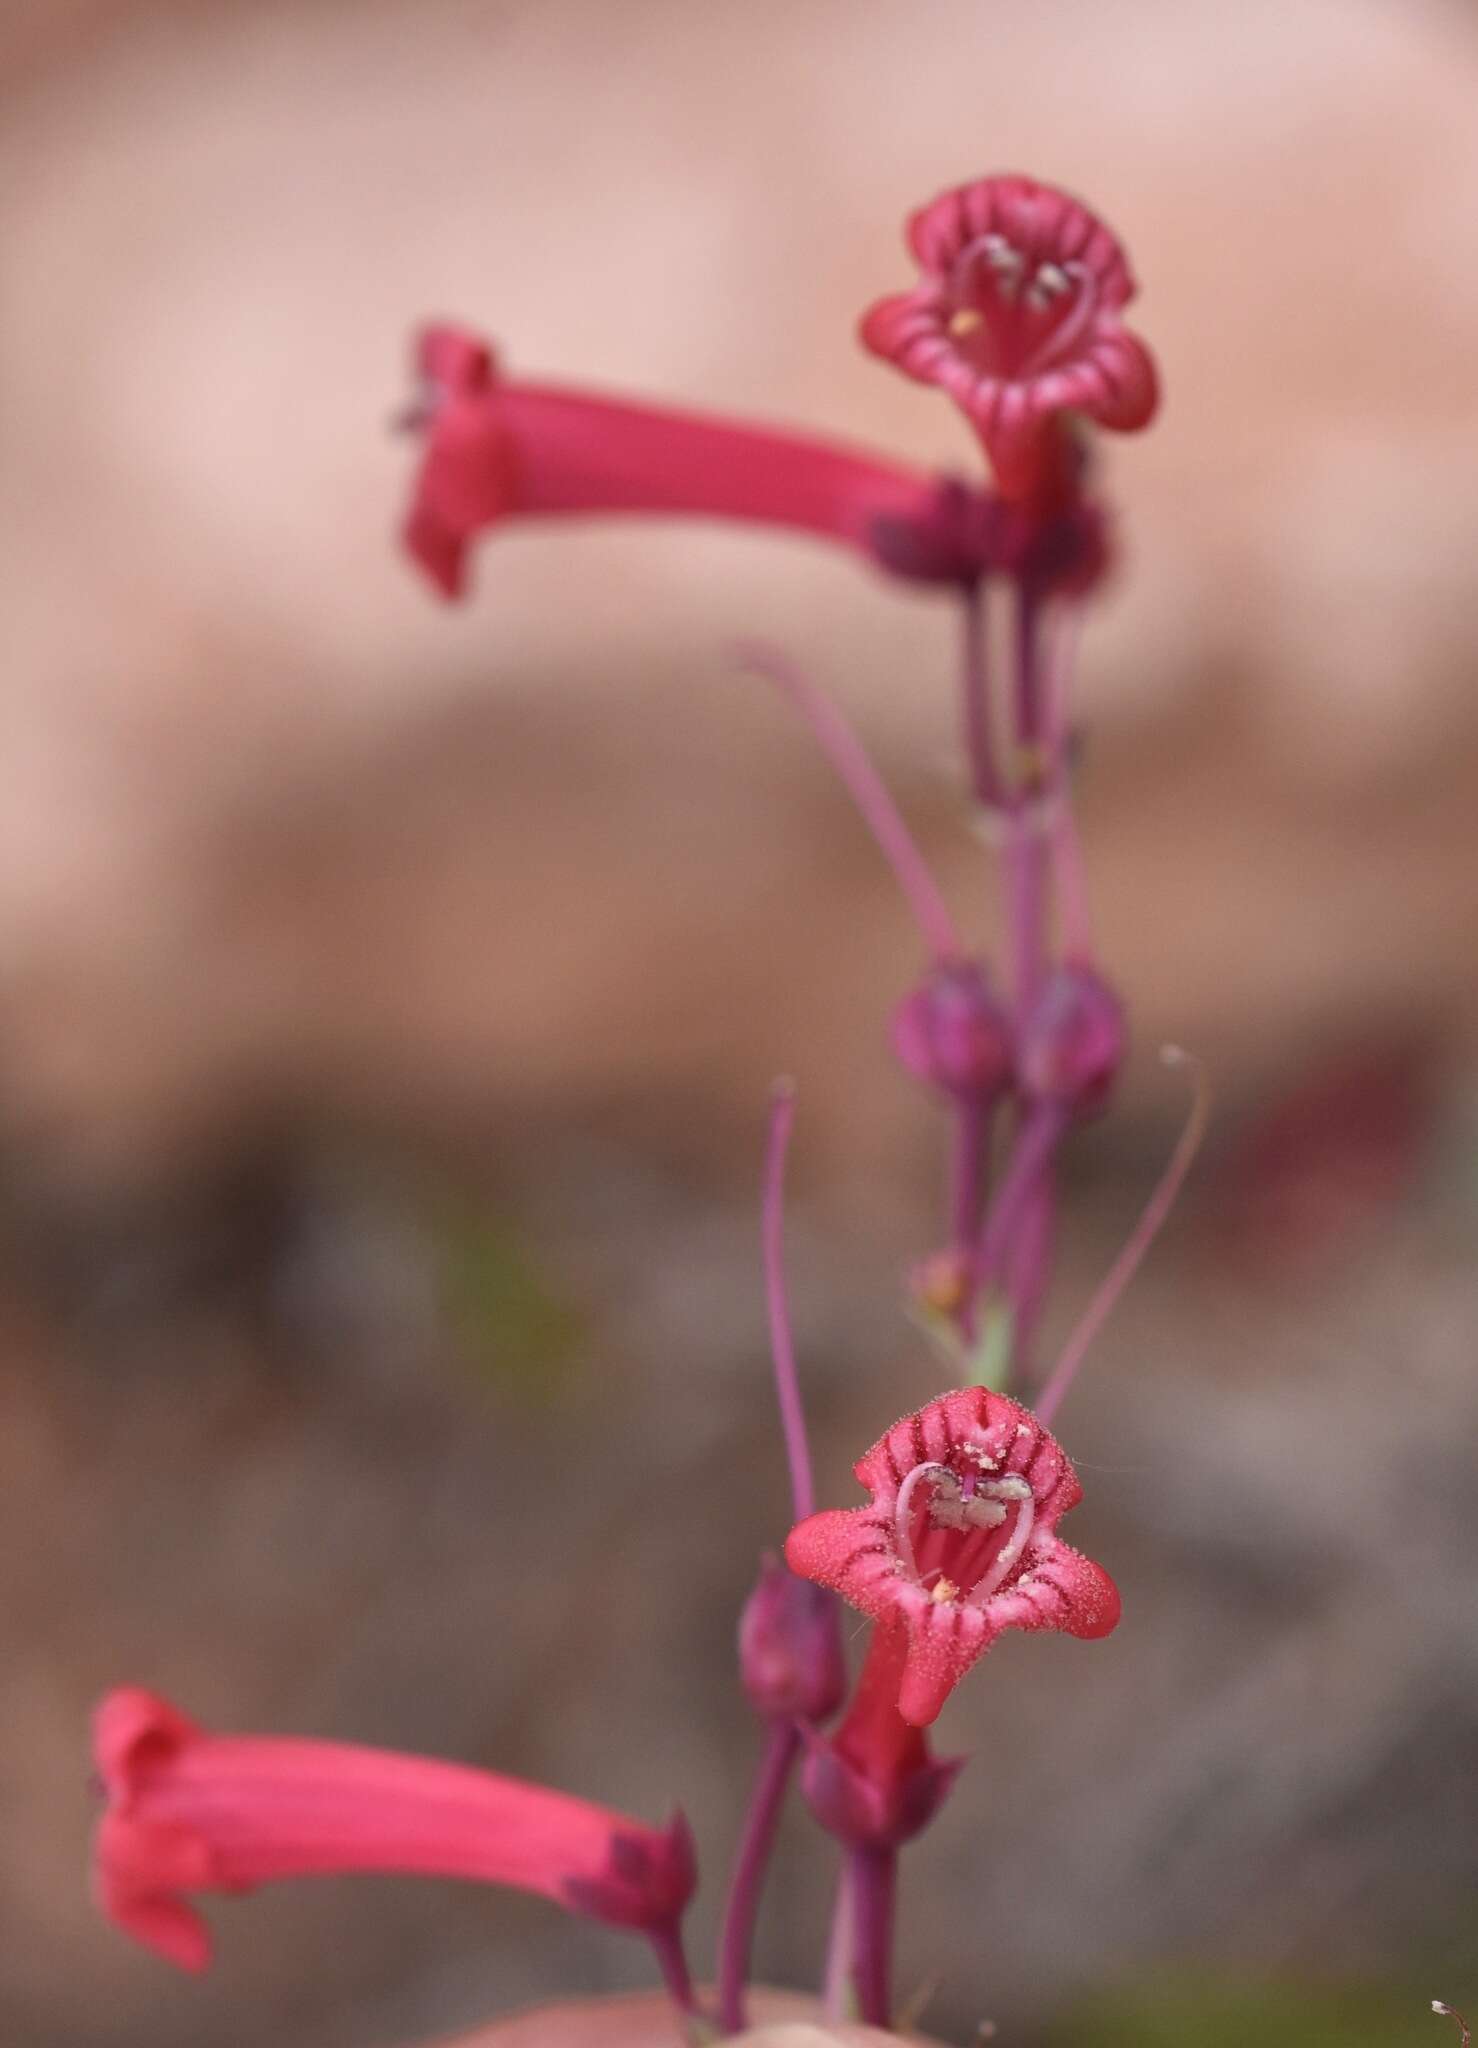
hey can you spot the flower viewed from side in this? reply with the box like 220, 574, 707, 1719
399, 322, 995, 599
92, 1689, 697, 1984
861, 175, 1158, 504
785, 1386, 1120, 1725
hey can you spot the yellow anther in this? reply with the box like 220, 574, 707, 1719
948, 308, 985, 339
930, 1576, 960, 1605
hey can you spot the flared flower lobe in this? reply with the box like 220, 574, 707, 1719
861, 175, 1158, 503
785, 1386, 1119, 1726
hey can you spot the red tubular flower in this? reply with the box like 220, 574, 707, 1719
785, 1386, 1119, 1726
861, 175, 1158, 505
92, 1689, 697, 1976
400, 323, 994, 598
801, 1618, 963, 1849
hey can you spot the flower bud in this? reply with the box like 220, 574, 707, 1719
1017, 965, 1125, 1117
737, 1555, 847, 1724
891, 960, 1012, 1102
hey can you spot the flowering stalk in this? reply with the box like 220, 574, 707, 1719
92, 1688, 698, 2010
719, 1085, 844, 2033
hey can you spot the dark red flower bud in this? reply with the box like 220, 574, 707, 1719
892, 961, 1012, 1103
1017, 965, 1125, 1117
738, 1554, 846, 1723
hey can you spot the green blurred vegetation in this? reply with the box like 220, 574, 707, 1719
436, 1197, 585, 1397
1053, 1972, 1469, 2048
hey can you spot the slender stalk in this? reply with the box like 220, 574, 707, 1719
1002, 1163, 1054, 1378
960, 580, 1003, 807
849, 1840, 898, 2028
717, 1721, 802, 2033
713, 1081, 821, 2028
948, 1097, 990, 1259
992, 580, 1059, 1387
762, 1078, 813, 1522
738, 640, 964, 964
972, 1101, 1066, 1311
1005, 581, 1050, 1012
1041, 604, 1095, 963
1035, 1048, 1209, 1425
822, 1859, 855, 2022
651, 1922, 699, 2022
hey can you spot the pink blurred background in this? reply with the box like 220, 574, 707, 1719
1, 2, 1476, 2043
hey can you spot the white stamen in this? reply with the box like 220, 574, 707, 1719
968, 1486, 1037, 1606
893, 1462, 956, 1580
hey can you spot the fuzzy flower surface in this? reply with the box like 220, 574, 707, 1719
92, 1689, 696, 1973
861, 175, 1158, 503
785, 1387, 1119, 1726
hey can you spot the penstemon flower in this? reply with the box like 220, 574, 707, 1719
92, 1688, 697, 2002
785, 1387, 1120, 1728
860, 173, 1158, 506
399, 322, 999, 599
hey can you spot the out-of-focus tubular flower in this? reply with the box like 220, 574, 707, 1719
785, 1387, 1119, 1726
399, 323, 995, 599
92, 1689, 697, 1981
861, 175, 1158, 505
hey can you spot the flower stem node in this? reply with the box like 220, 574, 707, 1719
738, 1554, 848, 1724
892, 960, 1013, 1104
1017, 964, 1126, 1119
785, 1386, 1120, 1726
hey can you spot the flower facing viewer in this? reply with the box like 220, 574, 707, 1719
786, 1386, 1120, 1726
861, 174, 1158, 504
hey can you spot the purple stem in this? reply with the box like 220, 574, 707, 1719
1005, 581, 1049, 1012
717, 1719, 802, 2034
1002, 1161, 1055, 1379
738, 640, 964, 964
762, 1079, 813, 1523
1040, 604, 1095, 963
1035, 1048, 1209, 1425
849, 1841, 898, 2028
960, 580, 1003, 807
649, 1920, 699, 2022
972, 1100, 1066, 1309
711, 1083, 821, 2028
948, 1097, 990, 1258
822, 1858, 855, 2021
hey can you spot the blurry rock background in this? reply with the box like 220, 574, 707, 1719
1, 0, 1476, 2043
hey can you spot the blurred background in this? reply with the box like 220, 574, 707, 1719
2, 0, 1477, 2042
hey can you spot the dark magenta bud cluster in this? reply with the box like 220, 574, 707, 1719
893, 958, 1125, 1120
1017, 964, 1126, 1118
891, 960, 1013, 1103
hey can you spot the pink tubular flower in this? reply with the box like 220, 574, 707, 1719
785, 1386, 1119, 1726
861, 175, 1158, 504
92, 1689, 697, 1980
400, 323, 993, 599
